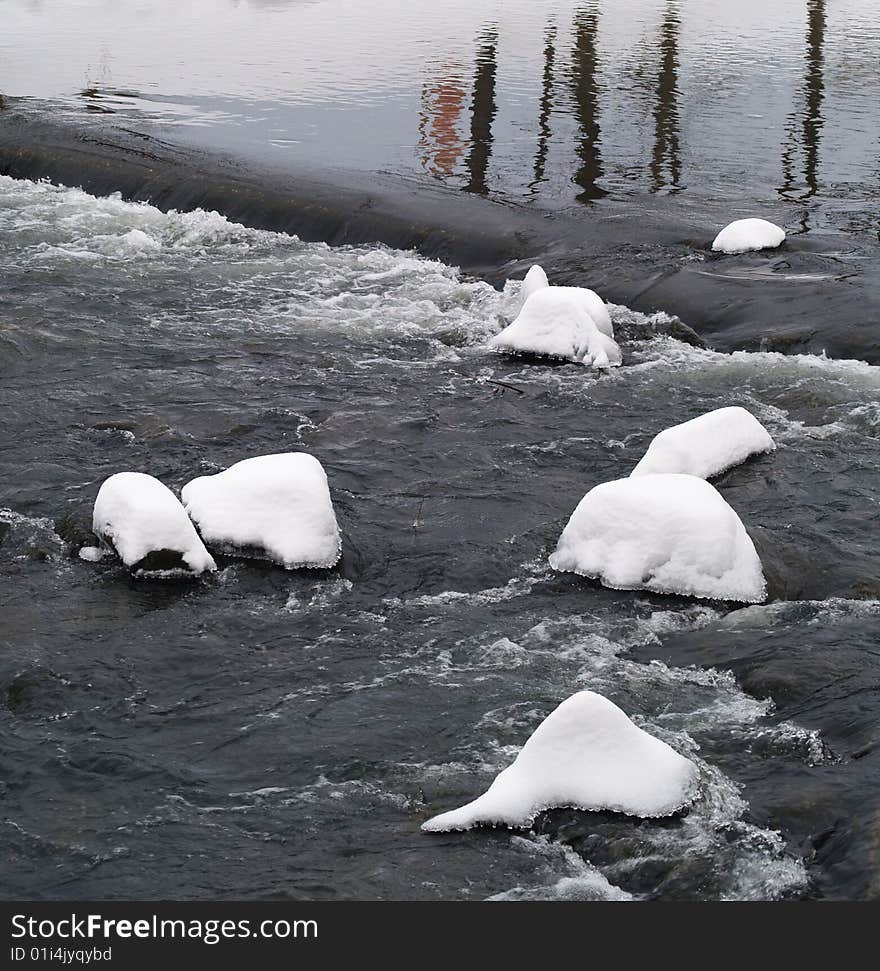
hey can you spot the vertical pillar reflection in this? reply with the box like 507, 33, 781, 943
531, 22, 557, 191
650, 3, 682, 192
464, 27, 498, 195
570, 5, 606, 202
781, 0, 826, 199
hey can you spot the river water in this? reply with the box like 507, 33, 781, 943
0, 0, 879, 901
1, 176, 878, 900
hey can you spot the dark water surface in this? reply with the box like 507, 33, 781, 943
0, 178, 878, 900
0, 0, 879, 902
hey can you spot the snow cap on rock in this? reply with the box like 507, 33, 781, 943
92, 471, 216, 577
550, 473, 766, 603
422, 690, 699, 831
182, 452, 341, 570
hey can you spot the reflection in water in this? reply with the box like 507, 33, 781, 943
781, 0, 826, 200
464, 27, 498, 195
650, 4, 682, 192
530, 22, 557, 192
569, 5, 606, 202
419, 69, 467, 178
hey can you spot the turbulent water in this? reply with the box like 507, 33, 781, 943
1, 175, 878, 900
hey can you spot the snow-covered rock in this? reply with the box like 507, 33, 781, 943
512, 264, 613, 336
490, 287, 620, 369
712, 218, 785, 254
91, 472, 216, 577
422, 690, 699, 831
181, 452, 341, 569
519, 264, 549, 307
549, 474, 766, 603
631, 407, 776, 479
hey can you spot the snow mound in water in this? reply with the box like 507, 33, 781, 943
422, 690, 699, 831
91, 472, 216, 577
512, 264, 613, 336
549, 474, 766, 603
631, 407, 776, 479
181, 452, 341, 569
489, 287, 620, 368
519, 264, 550, 307
712, 218, 785, 254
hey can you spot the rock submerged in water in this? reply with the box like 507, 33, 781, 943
712, 218, 785, 254
490, 285, 621, 369
422, 690, 699, 831
90, 471, 217, 578
549, 473, 767, 603
631, 406, 776, 479
181, 452, 342, 570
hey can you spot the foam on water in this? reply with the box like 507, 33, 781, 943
0, 175, 507, 350
488, 837, 634, 902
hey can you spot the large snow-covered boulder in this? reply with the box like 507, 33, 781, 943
181, 452, 341, 570
631, 407, 776, 479
422, 690, 699, 831
549, 474, 766, 602
490, 287, 620, 369
712, 218, 785, 254
89, 472, 216, 578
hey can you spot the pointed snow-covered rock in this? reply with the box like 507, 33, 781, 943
519, 264, 550, 307
422, 690, 699, 831
181, 452, 341, 570
549, 473, 766, 603
512, 265, 613, 337
490, 286, 620, 368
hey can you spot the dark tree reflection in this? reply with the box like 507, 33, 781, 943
781, 0, 826, 200
650, 3, 682, 192
464, 27, 498, 195
569, 5, 606, 202
530, 21, 557, 192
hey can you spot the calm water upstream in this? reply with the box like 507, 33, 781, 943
0, 0, 879, 901
2, 0, 880, 213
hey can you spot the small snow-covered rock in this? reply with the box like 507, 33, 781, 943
422, 690, 699, 831
712, 218, 785, 254
631, 407, 776, 479
91, 472, 216, 577
549, 473, 766, 603
490, 287, 620, 368
512, 264, 613, 336
519, 264, 549, 307
181, 452, 341, 570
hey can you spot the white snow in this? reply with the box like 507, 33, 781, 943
631, 406, 776, 479
712, 218, 785, 254
181, 452, 341, 569
91, 472, 217, 576
422, 690, 699, 831
490, 286, 620, 368
519, 264, 549, 307
512, 264, 613, 336
549, 473, 766, 603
